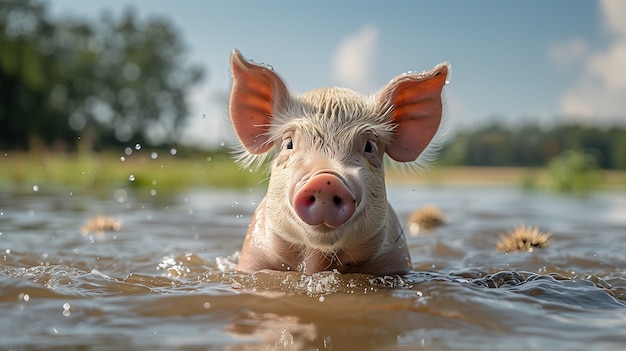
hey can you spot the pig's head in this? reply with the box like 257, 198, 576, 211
229, 49, 448, 255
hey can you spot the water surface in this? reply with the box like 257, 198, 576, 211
1, 184, 625, 350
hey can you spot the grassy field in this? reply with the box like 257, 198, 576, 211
0, 151, 267, 192
1, 151, 625, 192
387, 165, 625, 188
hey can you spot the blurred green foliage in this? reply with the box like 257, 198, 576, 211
440, 123, 626, 170
544, 149, 601, 194
0, 0, 204, 151
0, 150, 268, 192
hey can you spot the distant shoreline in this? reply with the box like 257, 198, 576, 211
387, 166, 625, 189
1, 152, 624, 191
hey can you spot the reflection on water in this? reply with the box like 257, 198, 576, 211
1, 185, 626, 350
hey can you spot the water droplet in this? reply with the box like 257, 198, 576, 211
5, 249, 10, 254
203, 302, 211, 309
151, 152, 158, 159
206, 156, 212, 162
114, 189, 128, 203
134, 143, 142, 150
151, 180, 157, 185
32, 185, 39, 192
120, 156, 126, 162
146, 214, 153, 220
62, 303, 71, 315
170, 148, 177, 156
150, 189, 157, 196
125, 147, 133, 155
219, 142, 225, 147
129, 175, 135, 182
319, 296, 325, 302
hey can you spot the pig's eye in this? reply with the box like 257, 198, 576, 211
283, 138, 293, 150
364, 140, 376, 153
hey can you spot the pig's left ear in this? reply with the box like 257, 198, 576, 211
377, 63, 449, 163
230, 50, 290, 154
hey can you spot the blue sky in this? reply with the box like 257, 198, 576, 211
48, 0, 626, 148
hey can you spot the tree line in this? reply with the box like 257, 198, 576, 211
439, 123, 626, 170
0, 0, 204, 151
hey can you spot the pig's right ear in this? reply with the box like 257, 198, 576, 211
229, 50, 290, 154
377, 63, 449, 163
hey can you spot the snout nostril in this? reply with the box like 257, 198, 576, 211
333, 196, 342, 205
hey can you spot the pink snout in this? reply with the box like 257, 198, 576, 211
293, 173, 356, 227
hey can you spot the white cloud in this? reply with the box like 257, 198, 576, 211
554, 0, 626, 124
548, 38, 587, 69
332, 25, 379, 92
601, 0, 626, 35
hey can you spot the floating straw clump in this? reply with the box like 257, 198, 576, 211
81, 215, 123, 234
497, 225, 552, 253
408, 205, 446, 235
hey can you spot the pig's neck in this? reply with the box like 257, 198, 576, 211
267, 236, 379, 274
270, 232, 408, 275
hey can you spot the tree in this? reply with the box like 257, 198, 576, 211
0, 0, 56, 149
0, 0, 204, 150
438, 122, 626, 169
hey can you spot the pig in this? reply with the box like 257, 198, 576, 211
229, 49, 449, 276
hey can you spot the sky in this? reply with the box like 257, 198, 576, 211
47, 0, 626, 149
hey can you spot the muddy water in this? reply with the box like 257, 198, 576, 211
1, 184, 625, 350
